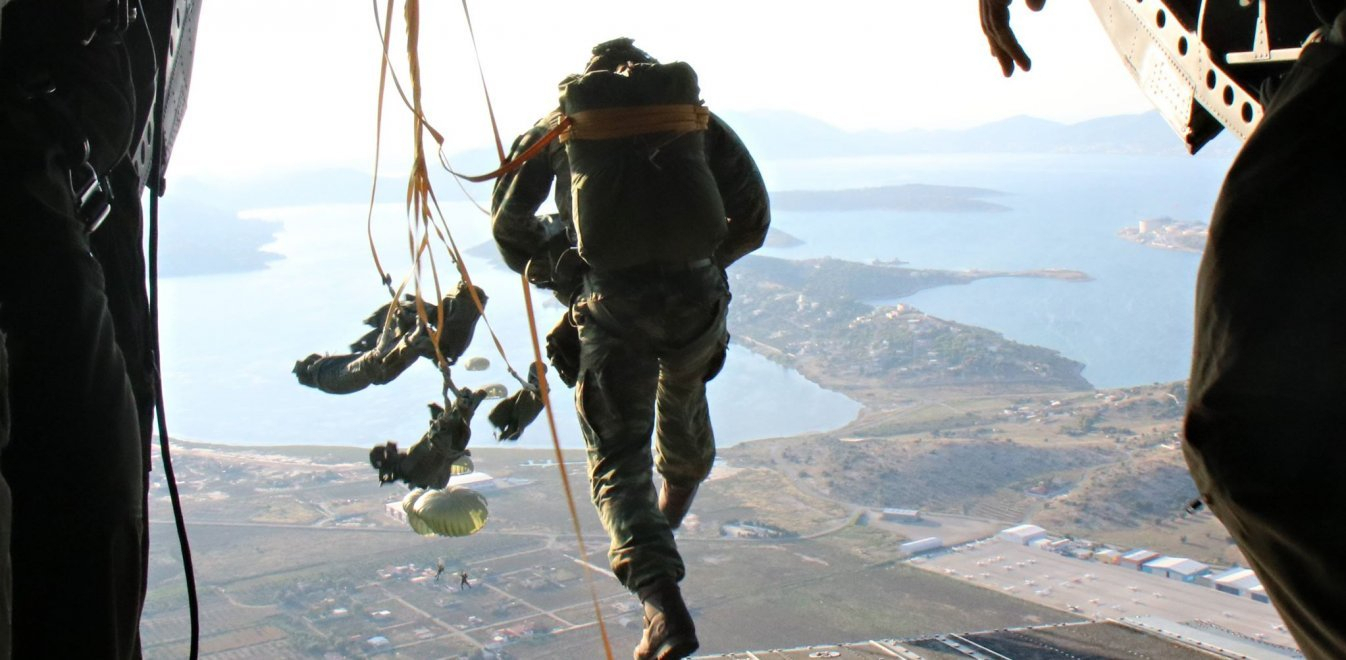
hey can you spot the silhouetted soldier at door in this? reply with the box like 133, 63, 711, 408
491, 38, 769, 660
980, 2, 1346, 656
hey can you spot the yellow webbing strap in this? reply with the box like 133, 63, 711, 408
519, 274, 616, 658
451, 116, 573, 184
452, 104, 710, 182
561, 103, 710, 143
457, 3, 615, 658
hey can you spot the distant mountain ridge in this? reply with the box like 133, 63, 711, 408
771, 184, 1009, 213
161, 110, 1236, 278
172, 111, 1234, 210
458, 110, 1242, 164
715, 109, 1241, 160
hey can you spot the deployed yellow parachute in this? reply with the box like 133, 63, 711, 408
450, 454, 474, 476
402, 487, 489, 537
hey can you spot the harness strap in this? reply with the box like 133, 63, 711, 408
451, 116, 572, 183
452, 103, 710, 184
452, 5, 615, 656
561, 103, 709, 143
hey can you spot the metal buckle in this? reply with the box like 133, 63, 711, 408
80, 0, 135, 45
69, 162, 113, 233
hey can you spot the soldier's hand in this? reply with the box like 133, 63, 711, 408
980, 0, 1046, 77
545, 314, 580, 389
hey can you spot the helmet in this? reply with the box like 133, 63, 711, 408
585, 37, 657, 73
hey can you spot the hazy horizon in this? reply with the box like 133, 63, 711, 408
169, 2, 1156, 180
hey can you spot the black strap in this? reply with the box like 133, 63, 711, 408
144, 0, 198, 654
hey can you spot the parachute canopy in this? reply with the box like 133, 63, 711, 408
463, 356, 490, 371
450, 454, 475, 476
401, 487, 489, 537
482, 383, 508, 399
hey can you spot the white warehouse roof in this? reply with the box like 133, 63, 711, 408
1122, 549, 1160, 562
1214, 568, 1261, 591
451, 472, 495, 487
999, 524, 1047, 539
1145, 556, 1210, 576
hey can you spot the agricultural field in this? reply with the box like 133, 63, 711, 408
141, 443, 1070, 659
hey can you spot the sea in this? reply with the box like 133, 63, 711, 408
156, 151, 1233, 450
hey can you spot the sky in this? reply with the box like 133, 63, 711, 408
168, 1, 1155, 180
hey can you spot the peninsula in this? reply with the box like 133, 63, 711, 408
728, 255, 1093, 399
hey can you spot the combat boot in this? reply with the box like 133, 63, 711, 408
634, 579, 698, 660
658, 481, 698, 530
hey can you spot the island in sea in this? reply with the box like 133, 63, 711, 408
157, 179, 1006, 281
770, 183, 1010, 214
1118, 216, 1207, 253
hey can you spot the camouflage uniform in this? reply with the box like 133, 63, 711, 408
1184, 10, 1346, 659
492, 110, 768, 592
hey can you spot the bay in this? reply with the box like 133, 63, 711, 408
753, 153, 1233, 388
157, 201, 861, 449
157, 151, 1234, 449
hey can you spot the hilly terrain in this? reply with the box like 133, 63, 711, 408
711, 253, 1238, 565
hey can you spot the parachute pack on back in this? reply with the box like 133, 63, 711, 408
558, 62, 727, 271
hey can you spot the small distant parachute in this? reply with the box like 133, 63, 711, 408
402, 487, 489, 537
482, 383, 508, 399
463, 356, 490, 371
